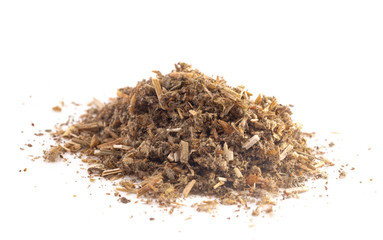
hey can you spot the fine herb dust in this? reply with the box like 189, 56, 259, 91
45, 63, 331, 211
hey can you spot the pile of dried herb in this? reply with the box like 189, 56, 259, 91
46, 63, 330, 207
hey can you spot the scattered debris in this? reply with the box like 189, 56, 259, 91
195, 200, 218, 212
120, 197, 131, 204
52, 106, 62, 112
339, 169, 347, 179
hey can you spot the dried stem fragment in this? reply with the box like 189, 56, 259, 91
71, 138, 90, 147
182, 179, 196, 198
284, 186, 309, 195
113, 145, 132, 150
101, 168, 123, 177
242, 135, 260, 150
166, 128, 182, 133
76, 122, 102, 130
152, 78, 162, 101
129, 93, 136, 115
180, 140, 189, 164
234, 167, 243, 178
280, 144, 293, 160
213, 181, 225, 189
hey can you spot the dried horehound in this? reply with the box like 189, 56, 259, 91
45, 62, 330, 206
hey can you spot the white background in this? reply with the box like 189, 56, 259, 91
1, 1, 382, 239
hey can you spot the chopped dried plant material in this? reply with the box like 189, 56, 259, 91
42, 62, 333, 213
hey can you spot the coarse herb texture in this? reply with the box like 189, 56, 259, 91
46, 63, 330, 206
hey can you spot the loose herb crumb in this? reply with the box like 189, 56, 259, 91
52, 106, 62, 112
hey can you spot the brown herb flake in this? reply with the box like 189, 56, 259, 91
52, 106, 62, 112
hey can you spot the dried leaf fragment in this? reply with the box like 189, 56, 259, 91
218, 120, 234, 134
